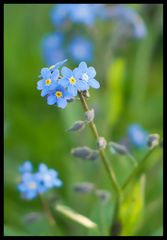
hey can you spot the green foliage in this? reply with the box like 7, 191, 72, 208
4, 4, 163, 236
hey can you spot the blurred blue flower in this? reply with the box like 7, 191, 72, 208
60, 66, 88, 96
128, 124, 148, 148
51, 4, 72, 26
18, 162, 63, 200
41, 33, 66, 66
18, 173, 45, 200
51, 4, 105, 26
36, 163, 63, 189
19, 161, 33, 173
37, 67, 59, 97
107, 5, 147, 39
74, 62, 100, 89
47, 84, 71, 109
68, 36, 93, 63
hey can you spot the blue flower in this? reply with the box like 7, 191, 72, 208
18, 173, 46, 200
18, 162, 63, 200
48, 59, 68, 72
19, 161, 33, 173
107, 5, 147, 39
74, 62, 100, 89
51, 4, 73, 26
51, 4, 105, 26
68, 36, 93, 63
47, 84, 71, 109
60, 66, 88, 96
128, 124, 148, 148
37, 67, 59, 97
36, 163, 62, 189
41, 33, 66, 66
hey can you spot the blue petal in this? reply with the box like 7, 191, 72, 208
88, 67, 96, 78
37, 80, 45, 90
48, 169, 58, 177
22, 173, 33, 182
73, 68, 82, 79
41, 88, 49, 97
79, 62, 87, 72
59, 77, 69, 88
47, 95, 57, 105
89, 78, 100, 89
57, 98, 67, 109
53, 179, 63, 187
17, 183, 26, 192
76, 80, 89, 91
41, 68, 51, 79
61, 67, 72, 78
51, 69, 59, 80
68, 85, 78, 96
38, 163, 48, 173
24, 190, 37, 200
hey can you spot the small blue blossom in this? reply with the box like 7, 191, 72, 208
74, 62, 100, 89
37, 67, 59, 97
128, 124, 148, 148
47, 84, 71, 109
36, 163, 63, 189
18, 173, 46, 200
19, 161, 33, 173
60, 66, 88, 96
68, 36, 93, 63
41, 33, 66, 66
18, 162, 63, 200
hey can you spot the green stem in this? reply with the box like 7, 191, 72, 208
39, 194, 56, 225
122, 147, 158, 190
78, 91, 122, 198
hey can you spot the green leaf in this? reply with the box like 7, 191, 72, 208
54, 204, 97, 229
119, 174, 146, 236
106, 58, 125, 128
88, 198, 116, 236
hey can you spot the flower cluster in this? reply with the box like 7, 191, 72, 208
37, 60, 100, 109
51, 4, 105, 27
18, 161, 62, 200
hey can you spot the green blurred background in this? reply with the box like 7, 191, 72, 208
4, 4, 163, 236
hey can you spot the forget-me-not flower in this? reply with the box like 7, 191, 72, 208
18, 173, 46, 200
37, 67, 59, 97
41, 33, 65, 66
60, 66, 88, 96
36, 163, 62, 189
47, 84, 71, 109
19, 161, 33, 174
74, 62, 100, 89
68, 36, 93, 63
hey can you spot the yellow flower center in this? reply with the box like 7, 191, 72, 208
69, 77, 76, 85
55, 91, 62, 98
28, 182, 37, 190
45, 79, 51, 86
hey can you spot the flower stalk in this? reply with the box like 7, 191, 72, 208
78, 91, 122, 198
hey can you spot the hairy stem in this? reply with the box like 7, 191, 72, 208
78, 91, 122, 198
39, 194, 56, 225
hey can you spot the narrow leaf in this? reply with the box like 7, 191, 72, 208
55, 204, 97, 229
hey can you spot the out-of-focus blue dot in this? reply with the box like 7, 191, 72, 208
128, 124, 148, 148
41, 32, 66, 66
68, 36, 93, 63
